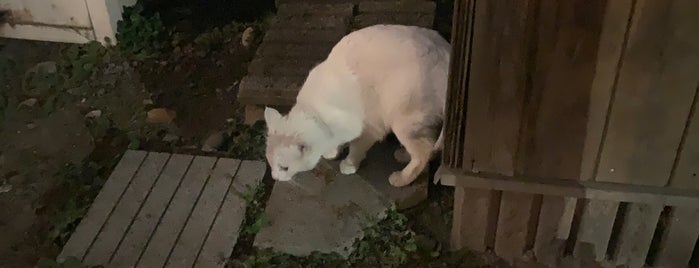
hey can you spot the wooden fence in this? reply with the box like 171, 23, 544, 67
438, 0, 699, 267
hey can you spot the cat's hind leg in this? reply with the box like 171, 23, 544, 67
389, 119, 437, 187
339, 132, 379, 175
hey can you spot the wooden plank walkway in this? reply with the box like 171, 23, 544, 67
238, 0, 436, 123
57, 150, 267, 268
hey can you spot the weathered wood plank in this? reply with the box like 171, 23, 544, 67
596, 0, 699, 186
136, 156, 217, 268
195, 161, 267, 267
654, 206, 699, 268
82, 152, 170, 265
58, 150, 147, 262
671, 87, 699, 190
166, 158, 242, 267
579, 0, 633, 181
450, 187, 499, 251
534, 196, 576, 267
438, 167, 699, 207
613, 203, 663, 268
462, 0, 532, 175
574, 200, 619, 262
357, 0, 435, 14
494, 192, 539, 264
354, 13, 434, 29
524, 0, 605, 180
108, 154, 194, 267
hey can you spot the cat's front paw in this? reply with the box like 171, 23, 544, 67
339, 159, 357, 175
389, 171, 410, 187
323, 148, 339, 160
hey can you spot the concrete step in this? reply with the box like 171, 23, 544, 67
357, 0, 436, 14
262, 28, 348, 44
255, 42, 333, 60
238, 75, 305, 106
354, 13, 434, 29
272, 14, 351, 30
276, 2, 355, 17
247, 58, 320, 77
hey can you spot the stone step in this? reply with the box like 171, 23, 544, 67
354, 13, 434, 29
237, 75, 305, 106
255, 42, 334, 60
247, 58, 320, 77
262, 28, 347, 44
271, 14, 351, 30
276, 2, 355, 17
357, 0, 436, 14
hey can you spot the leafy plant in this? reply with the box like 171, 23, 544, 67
224, 119, 266, 160
116, 5, 166, 59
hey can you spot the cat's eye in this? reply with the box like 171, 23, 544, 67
280, 166, 288, 172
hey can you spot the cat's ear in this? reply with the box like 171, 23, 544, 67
264, 107, 282, 133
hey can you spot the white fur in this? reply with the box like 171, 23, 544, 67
264, 24, 450, 187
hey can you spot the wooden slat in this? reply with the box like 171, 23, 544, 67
442, 0, 474, 168
58, 150, 146, 262
534, 196, 576, 267
438, 168, 699, 207
108, 154, 194, 267
655, 206, 699, 268
596, 0, 699, 186
574, 200, 619, 262
524, 0, 605, 180
462, 0, 531, 175
671, 87, 699, 190
613, 203, 663, 268
579, 0, 633, 181
82, 152, 170, 265
494, 192, 539, 264
450, 187, 499, 251
195, 161, 267, 267
136, 156, 217, 268
166, 158, 242, 267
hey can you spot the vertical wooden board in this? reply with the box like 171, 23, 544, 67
82, 152, 170, 265
462, 0, 533, 175
671, 88, 699, 190
655, 206, 699, 268
596, 0, 699, 186
85, 0, 124, 44
534, 196, 576, 267
574, 200, 619, 262
195, 161, 267, 267
135, 156, 217, 268
108, 154, 194, 267
524, 0, 606, 180
579, 0, 633, 181
166, 158, 241, 267
613, 203, 663, 268
58, 150, 146, 262
450, 187, 500, 252
494, 192, 539, 264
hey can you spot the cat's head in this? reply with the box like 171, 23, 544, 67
263, 107, 319, 181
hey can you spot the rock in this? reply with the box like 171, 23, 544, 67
85, 110, 102, 118
162, 133, 180, 143
0, 183, 11, 194
201, 131, 224, 152
254, 160, 392, 257
241, 27, 255, 48
18, 98, 38, 108
146, 108, 176, 124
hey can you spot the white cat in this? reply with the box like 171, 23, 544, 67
264, 24, 450, 187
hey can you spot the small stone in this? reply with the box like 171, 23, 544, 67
0, 183, 11, 194
146, 108, 176, 124
18, 98, 37, 108
241, 27, 255, 48
85, 110, 102, 118
143, 99, 154, 105
26, 123, 37, 130
162, 133, 179, 142
201, 132, 224, 152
